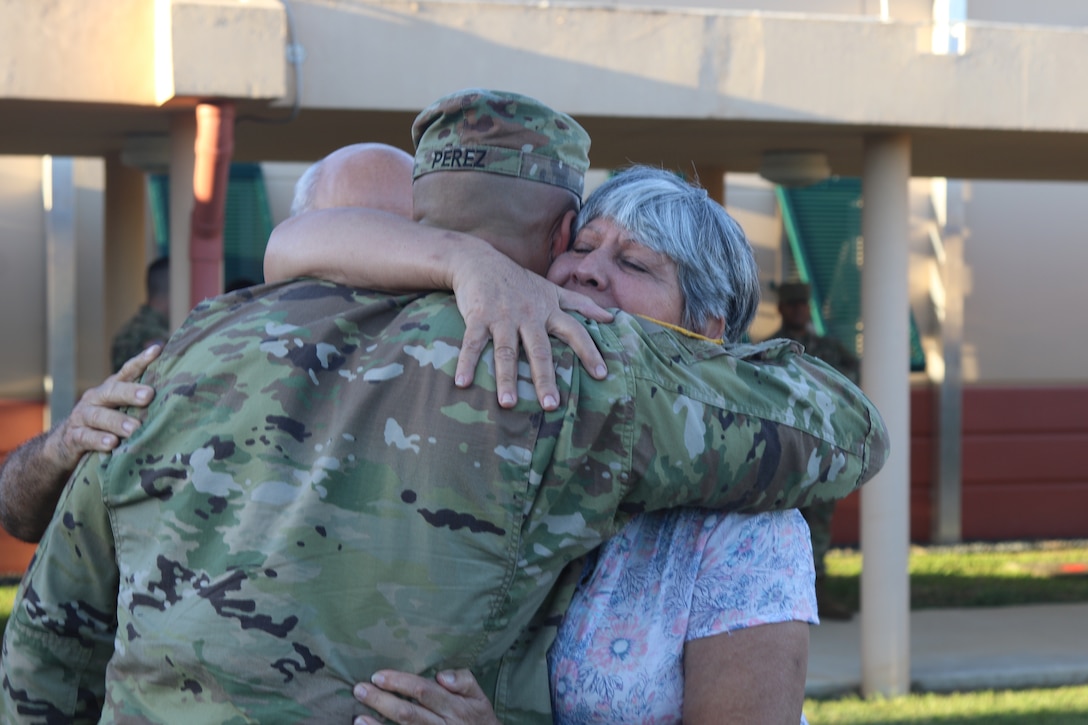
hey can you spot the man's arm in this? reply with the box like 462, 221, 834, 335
581, 323, 889, 515
0, 345, 159, 542
0, 452, 120, 723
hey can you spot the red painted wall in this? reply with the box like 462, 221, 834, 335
832, 385, 1088, 545
0, 401, 46, 576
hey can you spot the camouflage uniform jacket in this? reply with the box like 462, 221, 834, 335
110, 303, 169, 372
1, 280, 888, 725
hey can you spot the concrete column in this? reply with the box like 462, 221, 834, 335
859, 133, 912, 697
43, 156, 77, 426
169, 112, 197, 329
104, 153, 152, 367
934, 180, 966, 544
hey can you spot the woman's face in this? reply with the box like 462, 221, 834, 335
546, 216, 685, 328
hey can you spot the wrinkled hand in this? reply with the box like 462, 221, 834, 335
449, 250, 612, 410
51, 344, 161, 469
353, 669, 500, 725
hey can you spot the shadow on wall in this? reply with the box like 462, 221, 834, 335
0, 401, 46, 576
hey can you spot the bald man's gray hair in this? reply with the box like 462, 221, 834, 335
574, 165, 760, 343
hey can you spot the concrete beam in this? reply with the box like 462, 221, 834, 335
162, 0, 287, 104
0, 0, 286, 107
288, 3, 1088, 135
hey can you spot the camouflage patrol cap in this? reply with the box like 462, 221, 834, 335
776, 282, 812, 304
411, 88, 590, 198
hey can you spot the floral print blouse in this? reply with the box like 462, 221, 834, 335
549, 508, 818, 724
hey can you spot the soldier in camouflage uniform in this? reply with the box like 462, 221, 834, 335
771, 281, 862, 621
110, 256, 171, 373
1, 90, 887, 724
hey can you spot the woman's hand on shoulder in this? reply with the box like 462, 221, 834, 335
353, 669, 501, 725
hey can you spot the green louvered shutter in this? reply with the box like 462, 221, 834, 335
147, 163, 274, 288
777, 177, 926, 372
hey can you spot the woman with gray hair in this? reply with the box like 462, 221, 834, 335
266, 163, 817, 725
569, 164, 760, 343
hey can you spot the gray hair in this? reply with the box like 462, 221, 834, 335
573, 165, 760, 342
290, 159, 323, 217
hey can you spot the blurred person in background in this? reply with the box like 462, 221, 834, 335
768, 281, 861, 621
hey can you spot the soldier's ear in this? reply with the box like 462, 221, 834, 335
550, 209, 577, 261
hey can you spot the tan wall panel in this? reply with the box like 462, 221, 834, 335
0, 157, 47, 399
74, 157, 107, 389
0, 156, 105, 399
962, 179, 1088, 384
166, 0, 287, 103
0, 0, 156, 104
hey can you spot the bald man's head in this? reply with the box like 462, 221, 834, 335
291, 143, 414, 218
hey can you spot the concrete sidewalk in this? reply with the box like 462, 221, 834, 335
806, 602, 1088, 698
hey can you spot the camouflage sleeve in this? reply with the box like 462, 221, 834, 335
0, 454, 118, 724
597, 320, 888, 517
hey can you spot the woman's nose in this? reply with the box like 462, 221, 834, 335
571, 251, 605, 288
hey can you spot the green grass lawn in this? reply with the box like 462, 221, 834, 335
823, 540, 1088, 610
3, 541, 1087, 721
807, 541, 1088, 723
805, 685, 1088, 724
0, 583, 14, 634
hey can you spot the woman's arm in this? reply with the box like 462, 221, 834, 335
683, 622, 809, 725
265, 208, 481, 291
265, 208, 612, 410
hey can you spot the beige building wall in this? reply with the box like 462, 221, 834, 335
962, 180, 1088, 383
972, 1, 1088, 26
0, 158, 48, 400
924, 0, 1088, 385
0, 156, 107, 399
73, 158, 108, 390
262, 162, 312, 224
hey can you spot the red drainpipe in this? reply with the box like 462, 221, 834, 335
189, 101, 235, 307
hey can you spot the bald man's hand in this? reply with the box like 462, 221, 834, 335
449, 247, 612, 411
54, 344, 161, 466
0, 344, 160, 542
353, 669, 499, 725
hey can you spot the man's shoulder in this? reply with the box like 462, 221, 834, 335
180, 280, 459, 335
142, 280, 474, 395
